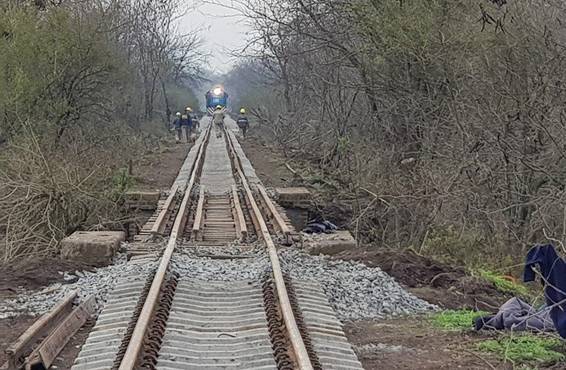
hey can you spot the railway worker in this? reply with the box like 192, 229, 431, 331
186, 107, 195, 135
181, 108, 192, 143
192, 109, 200, 130
237, 108, 249, 138
212, 105, 225, 131
172, 112, 183, 143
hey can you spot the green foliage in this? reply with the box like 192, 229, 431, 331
167, 84, 199, 113
112, 168, 136, 197
479, 269, 529, 297
0, 3, 199, 263
431, 309, 488, 330
0, 6, 130, 139
421, 226, 483, 265
478, 334, 565, 365
351, 0, 439, 55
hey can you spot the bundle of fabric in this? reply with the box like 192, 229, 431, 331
302, 217, 338, 234
474, 297, 554, 332
475, 244, 566, 337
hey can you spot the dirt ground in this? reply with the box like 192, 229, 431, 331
133, 137, 192, 190
240, 133, 297, 188
345, 318, 509, 370
0, 137, 190, 369
0, 259, 96, 300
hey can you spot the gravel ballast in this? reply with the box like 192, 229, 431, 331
1, 246, 437, 322
0, 254, 157, 319
280, 249, 437, 320
172, 248, 270, 282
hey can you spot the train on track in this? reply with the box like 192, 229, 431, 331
205, 85, 228, 114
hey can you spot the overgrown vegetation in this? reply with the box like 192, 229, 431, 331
226, 0, 566, 269
0, 1, 202, 263
432, 310, 487, 331
478, 270, 529, 297
478, 334, 565, 365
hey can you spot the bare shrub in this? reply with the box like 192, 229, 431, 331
227, 0, 566, 264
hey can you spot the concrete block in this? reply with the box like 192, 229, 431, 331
303, 230, 357, 256
276, 187, 311, 208
124, 191, 160, 210
61, 231, 125, 265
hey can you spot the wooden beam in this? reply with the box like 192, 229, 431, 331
257, 185, 291, 236
192, 186, 205, 241
150, 186, 178, 235
231, 185, 247, 241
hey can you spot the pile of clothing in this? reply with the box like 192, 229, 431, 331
302, 217, 338, 234
475, 244, 566, 338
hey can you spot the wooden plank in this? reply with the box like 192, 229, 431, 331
231, 185, 247, 240
4, 291, 77, 369
192, 186, 205, 241
257, 185, 291, 236
25, 295, 96, 370
150, 186, 178, 235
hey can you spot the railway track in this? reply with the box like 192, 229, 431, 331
71, 118, 363, 370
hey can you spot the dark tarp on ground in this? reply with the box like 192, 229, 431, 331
303, 219, 338, 234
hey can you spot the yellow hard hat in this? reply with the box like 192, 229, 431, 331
186, 107, 192, 112
216, 105, 222, 109
240, 108, 246, 114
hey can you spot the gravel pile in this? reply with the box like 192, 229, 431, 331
179, 242, 264, 257
280, 249, 437, 320
0, 254, 157, 319
172, 252, 270, 282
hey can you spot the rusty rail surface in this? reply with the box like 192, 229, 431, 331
117, 122, 212, 370
225, 128, 314, 370
25, 296, 96, 370
3, 292, 77, 370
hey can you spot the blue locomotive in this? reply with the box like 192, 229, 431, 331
205, 86, 228, 113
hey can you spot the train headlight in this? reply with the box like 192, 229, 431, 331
213, 87, 222, 96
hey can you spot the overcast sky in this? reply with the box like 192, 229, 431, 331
178, 1, 250, 74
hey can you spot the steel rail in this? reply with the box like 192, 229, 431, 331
224, 128, 314, 370
118, 122, 212, 370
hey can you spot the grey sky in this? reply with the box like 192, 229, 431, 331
178, 1, 249, 74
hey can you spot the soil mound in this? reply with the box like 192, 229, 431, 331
0, 258, 95, 296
